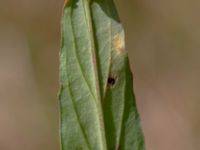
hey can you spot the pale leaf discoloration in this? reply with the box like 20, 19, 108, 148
113, 32, 125, 54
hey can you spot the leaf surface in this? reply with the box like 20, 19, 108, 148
59, 0, 145, 149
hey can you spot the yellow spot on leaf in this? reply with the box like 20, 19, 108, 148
113, 32, 125, 54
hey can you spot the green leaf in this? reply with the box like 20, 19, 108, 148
59, 0, 145, 150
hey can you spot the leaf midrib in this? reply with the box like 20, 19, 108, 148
80, 0, 108, 149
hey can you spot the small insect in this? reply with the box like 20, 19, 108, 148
108, 77, 116, 86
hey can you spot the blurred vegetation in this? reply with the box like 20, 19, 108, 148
0, 0, 62, 149
0, 0, 199, 150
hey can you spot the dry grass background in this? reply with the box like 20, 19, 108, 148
0, 0, 199, 150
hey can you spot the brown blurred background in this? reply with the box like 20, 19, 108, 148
0, 0, 199, 150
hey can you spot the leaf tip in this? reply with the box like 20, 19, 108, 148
64, 0, 70, 7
